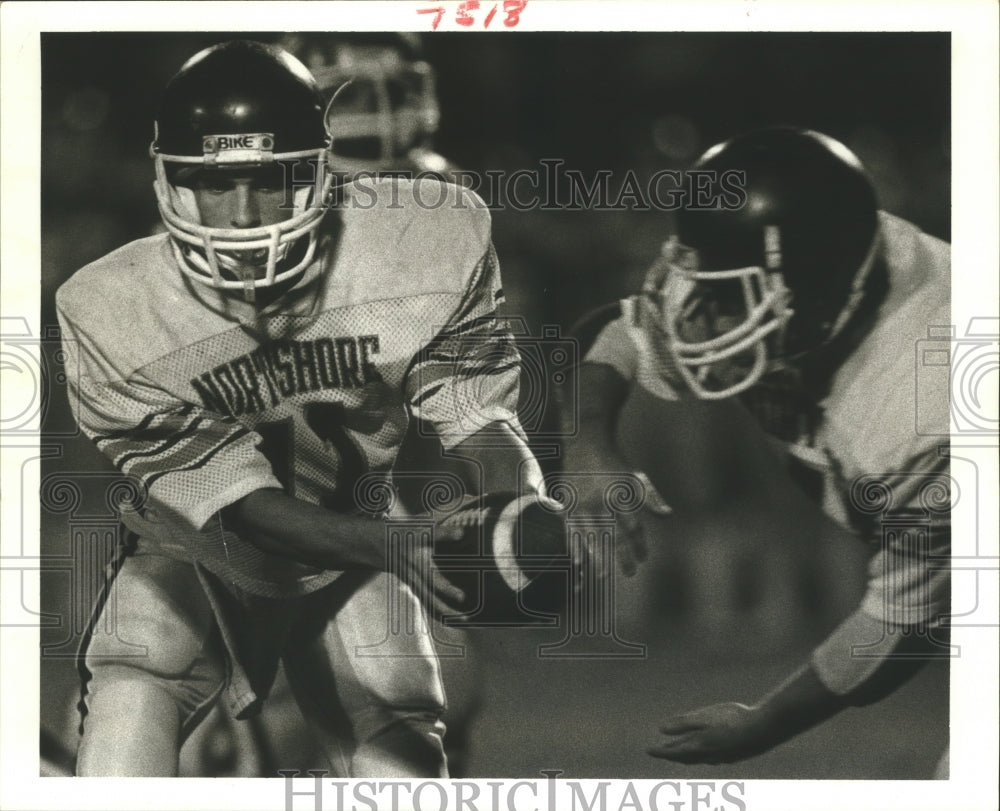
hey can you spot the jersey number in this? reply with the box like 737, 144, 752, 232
256, 403, 367, 512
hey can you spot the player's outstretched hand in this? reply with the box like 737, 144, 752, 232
615, 507, 648, 579
573, 470, 671, 581
647, 702, 773, 764
620, 470, 672, 576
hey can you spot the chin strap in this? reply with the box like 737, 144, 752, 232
824, 226, 882, 343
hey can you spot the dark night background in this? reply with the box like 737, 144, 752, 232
38, 32, 949, 779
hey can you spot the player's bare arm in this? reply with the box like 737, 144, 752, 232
220, 419, 543, 609
223, 489, 386, 571
649, 617, 943, 764
222, 488, 466, 614
563, 360, 650, 578
564, 362, 633, 479
648, 664, 843, 764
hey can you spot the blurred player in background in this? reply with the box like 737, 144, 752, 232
57, 39, 546, 777
563, 128, 951, 770
282, 32, 461, 182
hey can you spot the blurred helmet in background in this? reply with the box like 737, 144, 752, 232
649, 127, 881, 399
281, 33, 440, 176
151, 39, 332, 297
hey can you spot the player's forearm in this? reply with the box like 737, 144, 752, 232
751, 663, 847, 747
648, 663, 850, 764
450, 421, 544, 495
811, 607, 939, 706
747, 500, 947, 745
565, 421, 627, 472
222, 488, 387, 571
562, 362, 632, 472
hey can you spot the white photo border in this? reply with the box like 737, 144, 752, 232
2, 2, 997, 810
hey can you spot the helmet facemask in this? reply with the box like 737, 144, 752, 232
652, 229, 793, 399
152, 139, 332, 303
655, 222, 882, 400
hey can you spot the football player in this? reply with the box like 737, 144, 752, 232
56, 40, 545, 777
564, 128, 951, 767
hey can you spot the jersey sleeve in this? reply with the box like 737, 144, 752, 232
404, 242, 522, 448
583, 296, 682, 401
811, 447, 951, 696
583, 312, 639, 382
57, 295, 281, 531
855, 448, 951, 628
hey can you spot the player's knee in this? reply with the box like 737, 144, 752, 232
352, 711, 448, 778
360, 651, 447, 713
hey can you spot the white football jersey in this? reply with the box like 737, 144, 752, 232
57, 178, 521, 598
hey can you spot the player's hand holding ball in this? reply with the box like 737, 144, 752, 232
395, 491, 569, 621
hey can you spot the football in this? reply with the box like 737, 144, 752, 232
433, 491, 570, 625
387, 421, 571, 623
384, 489, 570, 625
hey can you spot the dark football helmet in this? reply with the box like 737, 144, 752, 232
281, 33, 440, 176
151, 40, 333, 297
648, 128, 881, 399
